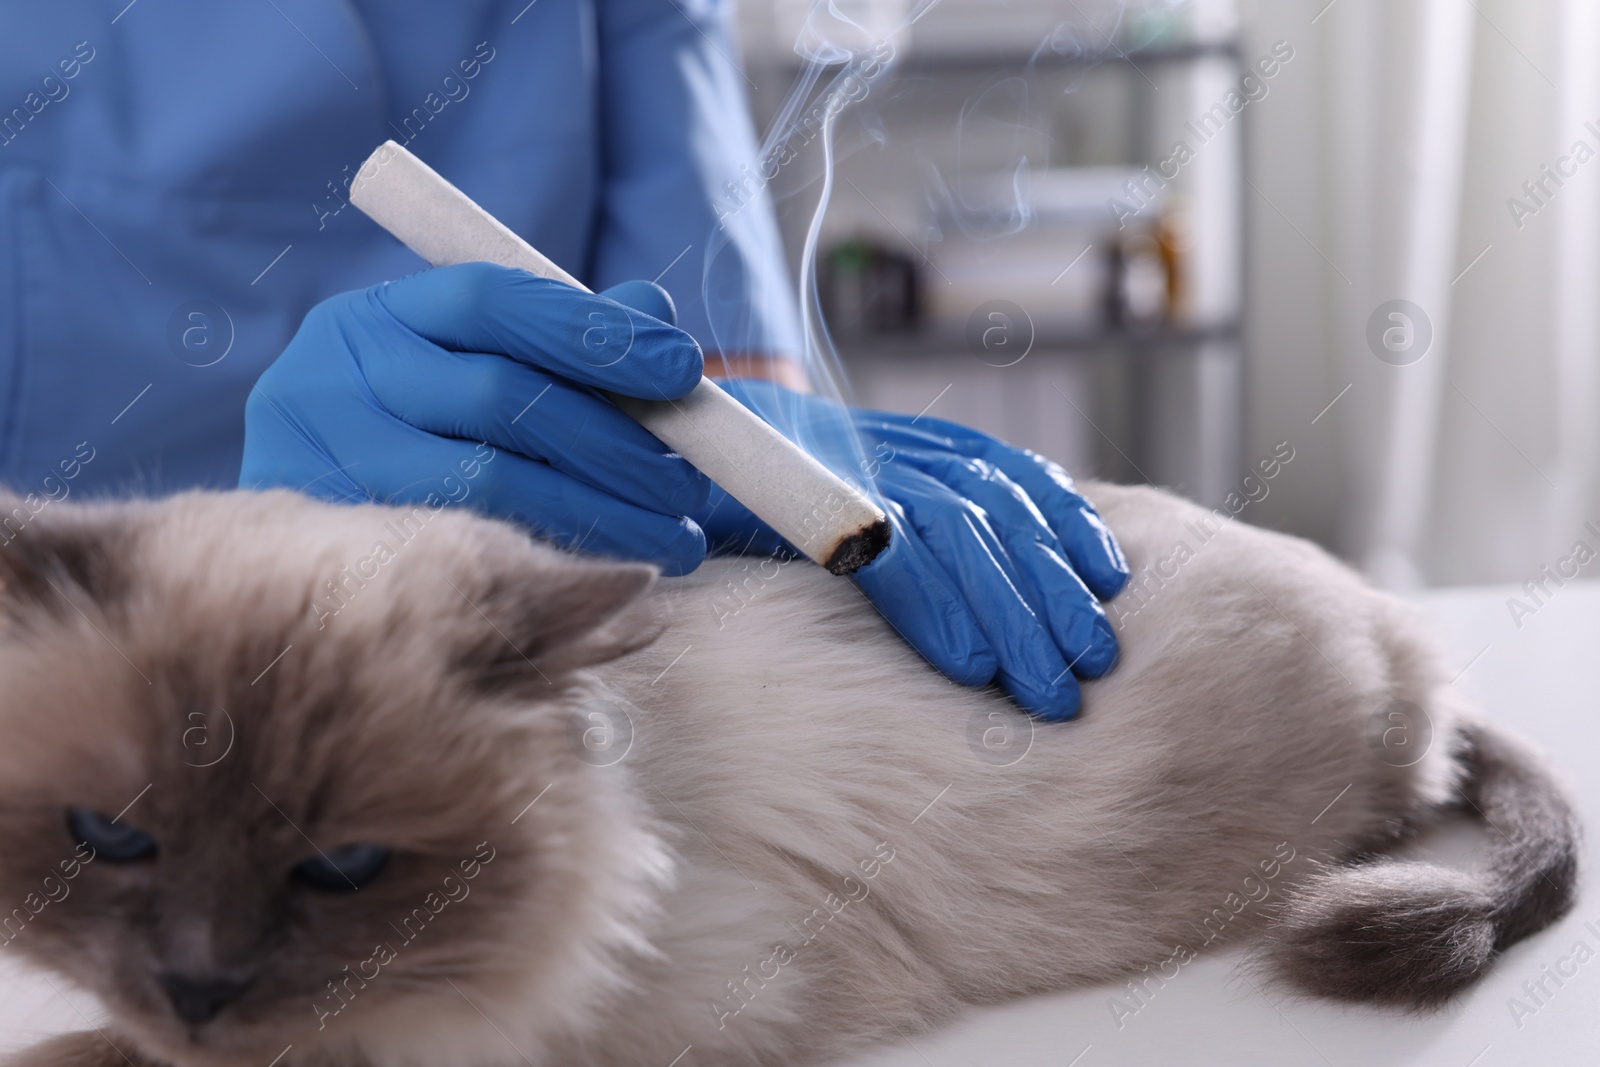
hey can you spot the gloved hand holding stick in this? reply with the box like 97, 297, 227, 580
347, 140, 889, 577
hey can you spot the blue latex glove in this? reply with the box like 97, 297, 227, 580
240, 263, 712, 575
695, 380, 1130, 720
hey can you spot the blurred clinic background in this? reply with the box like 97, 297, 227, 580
736, 0, 1594, 592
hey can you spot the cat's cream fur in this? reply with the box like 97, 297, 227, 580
0, 483, 1577, 1067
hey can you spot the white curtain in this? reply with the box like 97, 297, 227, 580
1243, 0, 1600, 587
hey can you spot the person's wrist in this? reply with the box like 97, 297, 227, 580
704, 353, 809, 391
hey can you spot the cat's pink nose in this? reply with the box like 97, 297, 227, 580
159, 972, 251, 1025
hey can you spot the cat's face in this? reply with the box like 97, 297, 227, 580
0, 491, 668, 1067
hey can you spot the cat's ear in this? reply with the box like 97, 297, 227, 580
0, 498, 124, 621
457, 557, 659, 694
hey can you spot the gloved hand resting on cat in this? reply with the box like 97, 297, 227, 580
241, 263, 1128, 720
691, 380, 1127, 720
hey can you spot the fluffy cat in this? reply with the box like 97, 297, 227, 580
0, 482, 1578, 1067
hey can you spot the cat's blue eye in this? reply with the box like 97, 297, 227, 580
67, 807, 157, 862
292, 844, 391, 891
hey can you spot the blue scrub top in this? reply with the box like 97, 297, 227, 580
0, 0, 800, 496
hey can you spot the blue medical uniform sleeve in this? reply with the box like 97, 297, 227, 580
592, 0, 803, 366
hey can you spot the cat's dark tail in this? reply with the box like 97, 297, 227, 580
1263, 719, 1581, 1009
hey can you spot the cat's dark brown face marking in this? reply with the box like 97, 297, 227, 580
0, 491, 658, 1065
